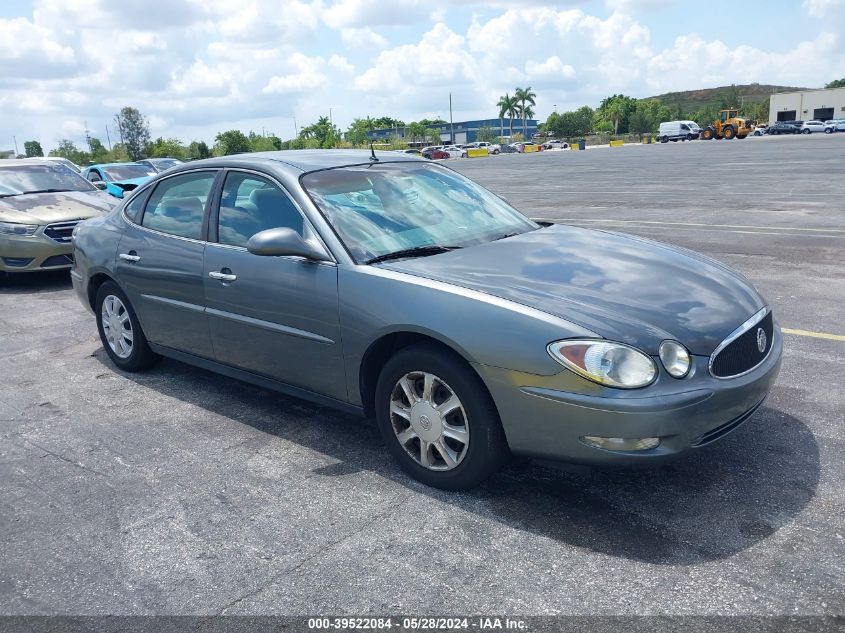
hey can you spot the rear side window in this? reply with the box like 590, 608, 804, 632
217, 173, 304, 248
142, 172, 216, 240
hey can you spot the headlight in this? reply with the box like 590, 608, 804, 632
0, 221, 39, 236
659, 340, 691, 378
547, 339, 657, 389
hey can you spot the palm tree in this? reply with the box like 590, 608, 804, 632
497, 94, 519, 138
496, 94, 514, 137
522, 105, 535, 137
515, 86, 537, 137
406, 121, 426, 146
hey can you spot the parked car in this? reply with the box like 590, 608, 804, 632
542, 140, 570, 150
472, 142, 501, 155
136, 158, 184, 173
497, 144, 519, 154
767, 122, 801, 135
824, 119, 845, 133
800, 120, 826, 134
0, 160, 114, 280
28, 156, 82, 173
421, 147, 449, 160
658, 120, 701, 142
752, 126, 768, 136
83, 163, 157, 198
439, 146, 464, 158
394, 149, 421, 156
72, 150, 782, 490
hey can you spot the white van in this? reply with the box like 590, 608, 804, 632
658, 120, 701, 142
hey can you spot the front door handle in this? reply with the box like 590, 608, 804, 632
209, 270, 237, 282
119, 253, 141, 263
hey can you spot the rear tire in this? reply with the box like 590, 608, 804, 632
701, 127, 715, 140
374, 345, 509, 490
95, 281, 159, 372
825, 127, 833, 134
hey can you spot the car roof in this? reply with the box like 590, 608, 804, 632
0, 159, 54, 167
166, 150, 424, 174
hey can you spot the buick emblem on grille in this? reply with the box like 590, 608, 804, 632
756, 327, 767, 353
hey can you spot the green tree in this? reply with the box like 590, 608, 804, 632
346, 117, 376, 146
405, 121, 427, 145
87, 137, 109, 162
719, 84, 742, 109
187, 141, 211, 160
146, 137, 187, 159
49, 139, 89, 165
597, 95, 638, 134
115, 106, 151, 161
475, 126, 498, 143
514, 86, 537, 137
105, 143, 130, 163
825, 78, 845, 89
497, 93, 519, 138
546, 106, 594, 139
298, 116, 341, 148
214, 130, 252, 155
247, 132, 280, 152
24, 141, 43, 157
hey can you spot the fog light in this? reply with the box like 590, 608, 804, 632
581, 436, 660, 451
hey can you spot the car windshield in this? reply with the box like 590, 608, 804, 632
148, 158, 182, 171
102, 164, 156, 180
301, 162, 538, 263
0, 164, 97, 197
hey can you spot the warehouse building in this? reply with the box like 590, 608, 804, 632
769, 87, 845, 124
367, 118, 539, 145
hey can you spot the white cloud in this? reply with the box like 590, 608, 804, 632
262, 54, 330, 94
0, 17, 76, 78
340, 26, 389, 50
321, 0, 430, 28
802, 0, 845, 17
525, 56, 576, 81
328, 54, 355, 74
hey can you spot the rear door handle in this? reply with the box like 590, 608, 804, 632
119, 253, 141, 263
209, 271, 237, 282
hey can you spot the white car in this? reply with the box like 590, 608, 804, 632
800, 120, 826, 134
472, 141, 501, 155
752, 126, 768, 136
824, 119, 845, 133
542, 140, 570, 150
439, 145, 464, 158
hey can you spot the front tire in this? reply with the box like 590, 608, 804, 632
95, 281, 158, 372
723, 125, 736, 139
374, 345, 509, 490
803, 128, 811, 134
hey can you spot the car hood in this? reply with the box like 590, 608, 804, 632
0, 190, 116, 224
379, 224, 765, 355
108, 177, 149, 188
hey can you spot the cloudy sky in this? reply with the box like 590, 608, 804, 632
1, 0, 843, 153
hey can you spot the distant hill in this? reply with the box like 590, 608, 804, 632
647, 83, 810, 111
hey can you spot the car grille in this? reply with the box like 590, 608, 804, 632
710, 309, 774, 378
692, 399, 764, 446
41, 254, 74, 268
43, 221, 79, 243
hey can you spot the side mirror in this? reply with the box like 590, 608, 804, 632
247, 227, 329, 261
92, 181, 107, 191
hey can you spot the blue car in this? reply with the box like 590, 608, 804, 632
83, 163, 156, 199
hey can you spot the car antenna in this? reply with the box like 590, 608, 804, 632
369, 141, 378, 162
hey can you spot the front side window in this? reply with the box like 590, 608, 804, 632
0, 164, 98, 197
141, 172, 216, 240
301, 162, 537, 263
217, 173, 304, 248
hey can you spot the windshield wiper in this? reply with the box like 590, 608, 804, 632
20, 188, 74, 195
365, 244, 462, 265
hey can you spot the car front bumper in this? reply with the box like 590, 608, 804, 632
473, 326, 782, 465
0, 232, 74, 272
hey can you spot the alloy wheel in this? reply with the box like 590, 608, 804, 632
389, 371, 469, 471
101, 294, 134, 359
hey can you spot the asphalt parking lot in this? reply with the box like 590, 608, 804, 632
1, 134, 843, 617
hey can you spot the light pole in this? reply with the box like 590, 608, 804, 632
449, 93, 454, 144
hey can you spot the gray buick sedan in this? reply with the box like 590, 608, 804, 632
71, 150, 782, 490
